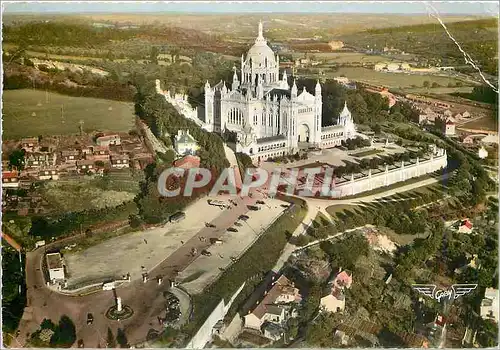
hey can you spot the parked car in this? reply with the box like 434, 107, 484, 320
201, 250, 212, 256
87, 313, 94, 325
170, 212, 186, 223
247, 205, 260, 211
227, 227, 239, 232
239, 214, 250, 221
256, 200, 265, 205
234, 222, 243, 227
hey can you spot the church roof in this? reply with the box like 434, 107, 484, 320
266, 88, 291, 99
296, 88, 315, 101
245, 21, 276, 66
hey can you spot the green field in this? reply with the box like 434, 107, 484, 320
460, 116, 498, 132
317, 67, 469, 89
292, 52, 390, 64
39, 173, 143, 214
2, 89, 136, 139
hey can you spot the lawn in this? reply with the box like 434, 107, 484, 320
317, 67, 468, 89
38, 173, 142, 213
2, 89, 136, 139
460, 116, 498, 132
292, 51, 389, 64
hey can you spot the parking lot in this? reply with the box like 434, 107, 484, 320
178, 197, 287, 294
63, 197, 232, 288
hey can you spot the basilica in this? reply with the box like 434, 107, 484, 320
200, 22, 357, 161
157, 22, 358, 162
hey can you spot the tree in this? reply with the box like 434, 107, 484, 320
372, 123, 382, 134
422, 81, 430, 88
50, 315, 76, 348
106, 328, 116, 348
431, 82, 439, 88
150, 46, 159, 65
8, 149, 26, 171
116, 328, 129, 348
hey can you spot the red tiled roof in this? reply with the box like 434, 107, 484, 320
251, 275, 297, 319
174, 155, 201, 169
2, 171, 19, 180
461, 220, 473, 229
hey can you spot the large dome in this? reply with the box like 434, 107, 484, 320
244, 21, 276, 67
246, 43, 276, 66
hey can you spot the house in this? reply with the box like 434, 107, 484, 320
2, 171, 20, 188
110, 154, 130, 169
457, 219, 473, 234
60, 150, 81, 163
88, 146, 110, 162
462, 135, 475, 145
175, 130, 199, 156
76, 159, 96, 173
478, 146, 489, 159
21, 137, 39, 152
333, 270, 353, 289
443, 109, 453, 117
25, 152, 57, 168
174, 155, 201, 169
462, 111, 471, 118
454, 254, 479, 274
320, 270, 353, 313
320, 286, 346, 313
480, 288, 499, 322
262, 322, 283, 341
443, 120, 456, 136
96, 134, 121, 147
46, 252, 65, 282
244, 275, 302, 331
38, 169, 59, 180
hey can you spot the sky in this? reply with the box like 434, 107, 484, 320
2, 1, 499, 15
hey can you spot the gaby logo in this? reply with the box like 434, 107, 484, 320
412, 284, 477, 302
157, 166, 345, 198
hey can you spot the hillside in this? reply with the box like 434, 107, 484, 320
341, 18, 498, 75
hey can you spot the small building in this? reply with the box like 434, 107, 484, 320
2, 171, 20, 188
60, 150, 81, 163
462, 135, 475, 145
46, 252, 65, 282
38, 169, 60, 180
25, 152, 57, 168
320, 270, 353, 313
244, 275, 302, 331
175, 130, 199, 156
457, 219, 473, 234
480, 288, 499, 323
21, 137, 39, 152
462, 111, 471, 118
320, 286, 346, 313
96, 134, 121, 147
110, 154, 130, 169
262, 322, 283, 341
173, 155, 201, 169
76, 159, 95, 173
478, 146, 489, 159
443, 120, 456, 136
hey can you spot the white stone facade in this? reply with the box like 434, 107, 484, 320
295, 146, 447, 198
202, 22, 357, 161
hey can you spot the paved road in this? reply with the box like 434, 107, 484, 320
16, 194, 260, 347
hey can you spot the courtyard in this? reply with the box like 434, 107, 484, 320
178, 197, 287, 294
260, 141, 408, 173
63, 197, 231, 288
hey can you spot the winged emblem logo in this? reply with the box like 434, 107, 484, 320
412, 284, 477, 302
